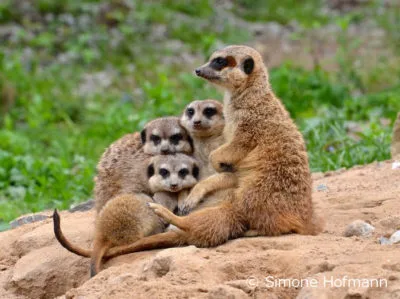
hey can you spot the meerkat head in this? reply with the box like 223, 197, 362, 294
180, 99, 224, 138
195, 45, 267, 92
147, 154, 200, 193
141, 117, 193, 155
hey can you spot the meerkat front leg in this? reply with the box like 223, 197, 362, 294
210, 126, 256, 172
179, 173, 238, 215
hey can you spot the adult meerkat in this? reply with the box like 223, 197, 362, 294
94, 116, 193, 212
53, 154, 200, 276
179, 99, 237, 214
392, 112, 400, 159
100, 45, 322, 258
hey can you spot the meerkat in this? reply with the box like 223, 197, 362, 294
180, 99, 225, 178
53, 154, 200, 276
391, 112, 400, 159
94, 116, 193, 212
100, 45, 322, 259
178, 99, 237, 214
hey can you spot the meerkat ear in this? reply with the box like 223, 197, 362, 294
147, 164, 154, 178
243, 57, 254, 75
192, 164, 200, 180
140, 129, 146, 144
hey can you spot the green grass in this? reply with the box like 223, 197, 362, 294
0, 0, 399, 229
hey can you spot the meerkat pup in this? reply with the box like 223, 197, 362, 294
54, 154, 200, 276
178, 99, 237, 214
392, 112, 400, 159
180, 99, 225, 178
94, 116, 193, 212
100, 45, 322, 259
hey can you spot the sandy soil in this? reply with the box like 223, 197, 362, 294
0, 160, 399, 299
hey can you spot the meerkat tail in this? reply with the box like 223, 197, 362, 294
53, 209, 92, 257
90, 240, 111, 277
104, 231, 187, 259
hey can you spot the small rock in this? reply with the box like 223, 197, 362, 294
379, 230, 400, 245
317, 184, 328, 192
389, 230, 400, 244
143, 255, 171, 278
392, 161, 400, 169
69, 199, 95, 212
10, 213, 49, 229
344, 220, 375, 237
379, 236, 392, 245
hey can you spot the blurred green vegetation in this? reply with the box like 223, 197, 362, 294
0, 0, 399, 229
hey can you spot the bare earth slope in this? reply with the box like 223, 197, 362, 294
0, 160, 399, 299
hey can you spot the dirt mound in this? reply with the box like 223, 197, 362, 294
0, 160, 399, 299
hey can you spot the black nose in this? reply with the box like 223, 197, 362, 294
195, 69, 201, 75
161, 149, 169, 154
194, 120, 201, 125
171, 184, 178, 188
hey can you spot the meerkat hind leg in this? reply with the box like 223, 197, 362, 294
148, 202, 188, 231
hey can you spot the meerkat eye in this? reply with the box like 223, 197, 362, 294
150, 134, 161, 145
186, 108, 195, 118
170, 133, 183, 145
210, 57, 228, 71
192, 165, 200, 179
159, 168, 170, 178
178, 168, 189, 179
203, 107, 217, 118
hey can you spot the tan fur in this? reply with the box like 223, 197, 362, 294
94, 117, 193, 212
392, 113, 400, 159
103, 45, 323, 258
179, 99, 235, 213
180, 99, 225, 179
54, 154, 199, 276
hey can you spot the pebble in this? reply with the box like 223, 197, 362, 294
317, 184, 328, 192
344, 220, 375, 237
10, 214, 49, 229
379, 230, 400, 245
69, 199, 94, 212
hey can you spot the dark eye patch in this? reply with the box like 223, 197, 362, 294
178, 168, 189, 179
147, 164, 154, 178
159, 168, 170, 178
192, 165, 199, 180
186, 108, 195, 119
210, 57, 228, 71
170, 133, 183, 145
203, 107, 217, 119
150, 134, 161, 145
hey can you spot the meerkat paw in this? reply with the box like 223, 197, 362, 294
210, 150, 235, 173
147, 202, 171, 221
178, 188, 205, 215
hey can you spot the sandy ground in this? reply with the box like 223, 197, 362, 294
0, 160, 399, 299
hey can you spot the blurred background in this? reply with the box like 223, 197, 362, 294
0, 0, 399, 229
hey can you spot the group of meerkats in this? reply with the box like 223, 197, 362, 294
54, 45, 325, 277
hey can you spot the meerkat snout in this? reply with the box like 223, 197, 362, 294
195, 46, 264, 91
